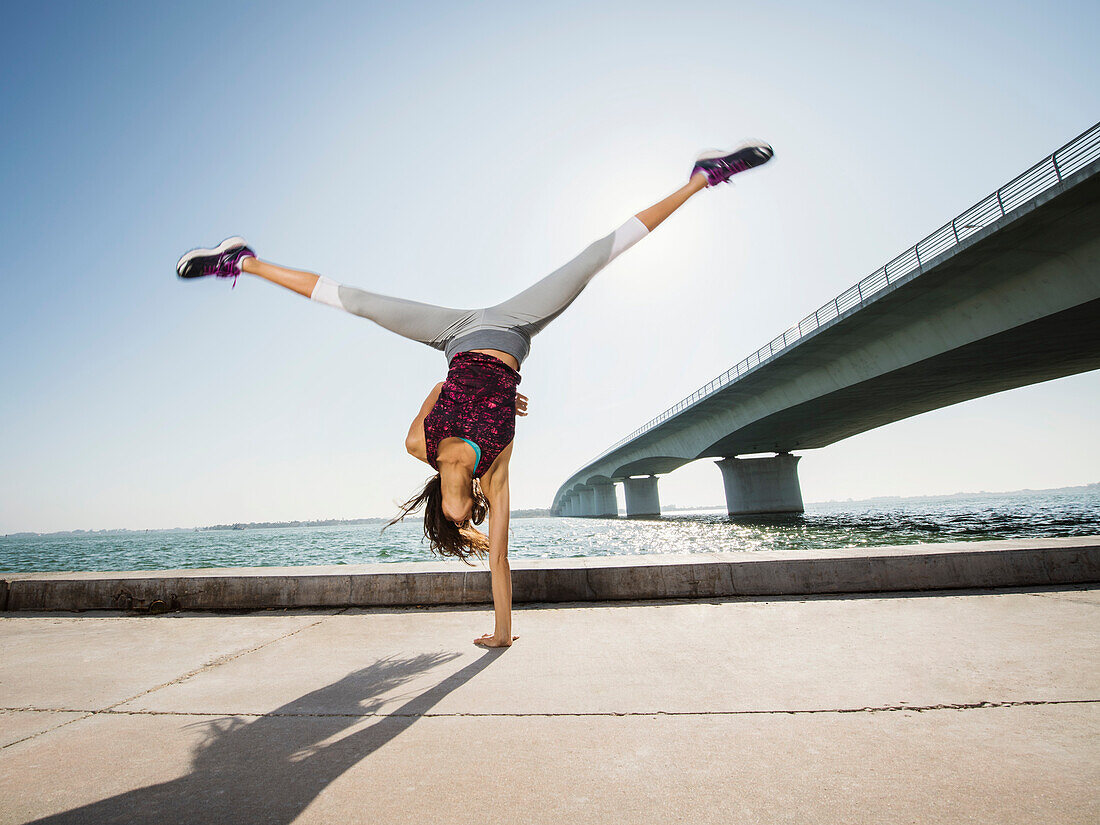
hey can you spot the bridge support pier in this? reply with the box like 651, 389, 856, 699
574, 486, 593, 517
589, 480, 618, 518
716, 453, 804, 516
624, 475, 661, 517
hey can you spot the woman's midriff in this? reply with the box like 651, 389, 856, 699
469, 348, 521, 372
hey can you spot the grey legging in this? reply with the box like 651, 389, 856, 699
309, 217, 649, 367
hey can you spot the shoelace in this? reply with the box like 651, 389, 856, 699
696, 156, 752, 186
717, 157, 750, 181
213, 253, 242, 288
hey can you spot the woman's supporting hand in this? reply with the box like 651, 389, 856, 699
474, 633, 519, 647
516, 393, 529, 416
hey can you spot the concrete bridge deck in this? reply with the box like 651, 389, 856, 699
1, 584, 1096, 823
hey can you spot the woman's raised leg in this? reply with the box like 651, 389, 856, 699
487, 172, 709, 336
240, 257, 475, 349
636, 170, 709, 231
240, 257, 318, 297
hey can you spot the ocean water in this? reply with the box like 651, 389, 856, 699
2, 488, 1097, 574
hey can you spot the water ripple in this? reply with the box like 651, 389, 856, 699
2, 489, 1097, 573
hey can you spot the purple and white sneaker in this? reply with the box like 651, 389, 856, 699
176, 237, 256, 287
690, 140, 774, 186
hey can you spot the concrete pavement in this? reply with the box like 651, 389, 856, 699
1, 586, 1097, 823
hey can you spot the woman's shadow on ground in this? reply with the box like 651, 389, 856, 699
31, 648, 502, 824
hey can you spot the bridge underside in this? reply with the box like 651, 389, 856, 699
704, 296, 1100, 457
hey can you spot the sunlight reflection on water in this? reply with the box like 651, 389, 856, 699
2, 490, 1097, 573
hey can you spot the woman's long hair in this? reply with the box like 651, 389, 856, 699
383, 473, 490, 565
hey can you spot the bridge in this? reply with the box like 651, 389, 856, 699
552, 122, 1100, 518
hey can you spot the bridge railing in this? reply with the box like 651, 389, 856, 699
585, 121, 1100, 467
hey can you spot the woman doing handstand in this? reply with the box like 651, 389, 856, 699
176, 141, 774, 647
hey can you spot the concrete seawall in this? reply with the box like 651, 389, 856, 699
2, 536, 1098, 612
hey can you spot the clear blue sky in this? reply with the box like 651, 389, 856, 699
2, 0, 1098, 532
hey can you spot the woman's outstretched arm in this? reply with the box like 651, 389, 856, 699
476, 442, 517, 647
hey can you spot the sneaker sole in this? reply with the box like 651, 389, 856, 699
176, 236, 248, 277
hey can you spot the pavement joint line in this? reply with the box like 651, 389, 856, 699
0, 711, 97, 752
100, 610, 347, 713
3, 698, 1096, 720
0, 610, 346, 751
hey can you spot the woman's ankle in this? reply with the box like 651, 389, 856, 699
689, 171, 709, 191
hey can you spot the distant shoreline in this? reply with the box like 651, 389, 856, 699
4, 482, 1096, 539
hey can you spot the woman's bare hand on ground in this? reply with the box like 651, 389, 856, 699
474, 633, 519, 647
516, 393, 529, 416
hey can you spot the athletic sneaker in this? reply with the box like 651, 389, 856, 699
691, 140, 774, 186
176, 237, 255, 287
